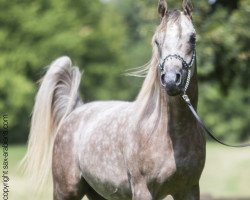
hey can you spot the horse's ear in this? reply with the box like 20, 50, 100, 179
182, 0, 193, 19
158, 0, 167, 19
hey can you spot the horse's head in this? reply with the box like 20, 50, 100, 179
154, 0, 196, 96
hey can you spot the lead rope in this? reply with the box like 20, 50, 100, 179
181, 63, 250, 148
182, 94, 250, 147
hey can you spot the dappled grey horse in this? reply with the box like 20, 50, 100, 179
23, 0, 206, 199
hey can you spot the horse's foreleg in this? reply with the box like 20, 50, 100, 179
85, 186, 107, 200
129, 175, 152, 200
53, 179, 86, 200
132, 183, 152, 200
172, 184, 200, 200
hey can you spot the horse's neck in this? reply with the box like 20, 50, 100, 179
135, 65, 198, 137
163, 70, 198, 137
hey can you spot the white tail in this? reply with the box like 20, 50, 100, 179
21, 56, 82, 192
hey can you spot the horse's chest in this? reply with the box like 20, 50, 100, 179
142, 139, 205, 195
158, 148, 203, 178
173, 148, 205, 179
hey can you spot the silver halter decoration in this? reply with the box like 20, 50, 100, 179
159, 49, 196, 95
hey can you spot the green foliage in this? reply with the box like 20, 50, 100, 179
0, 0, 128, 142
197, 0, 250, 92
196, 0, 250, 141
199, 83, 250, 142
0, 0, 249, 143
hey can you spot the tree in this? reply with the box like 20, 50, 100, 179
196, 0, 250, 141
0, 0, 127, 143
0, 0, 249, 143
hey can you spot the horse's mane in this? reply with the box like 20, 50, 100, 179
129, 10, 182, 128
133, 45, 162, 128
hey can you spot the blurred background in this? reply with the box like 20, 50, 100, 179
0, 0, 249, 199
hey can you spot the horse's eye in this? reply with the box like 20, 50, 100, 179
189, 34, 196, 45
155, 40, 160, 47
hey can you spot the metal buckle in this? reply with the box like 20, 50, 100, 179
182, 94, 191, 104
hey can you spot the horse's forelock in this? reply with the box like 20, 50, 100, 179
166, 9, 181, 22
157, 9, 182, 32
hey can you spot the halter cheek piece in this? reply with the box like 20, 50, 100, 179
159, 49, 196, 95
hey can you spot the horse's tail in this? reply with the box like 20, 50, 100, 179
21, 56, 82, 192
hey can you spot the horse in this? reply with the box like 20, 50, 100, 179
22, 0, 206, 199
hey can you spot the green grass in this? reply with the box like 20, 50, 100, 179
6, 143, 250, 199
8, 145, 53, 200
200, 143, 250, 198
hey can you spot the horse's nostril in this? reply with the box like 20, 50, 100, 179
161, 73, 166, 86
175, 73, 181, 85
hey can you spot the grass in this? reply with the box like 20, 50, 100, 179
8, 146, 54, 200
6, 143, 250, 199
200, 143, 250, 198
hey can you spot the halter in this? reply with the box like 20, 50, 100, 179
159, 49, 196, 94
159, 49, 250, 148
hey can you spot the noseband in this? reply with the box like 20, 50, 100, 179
159, 49, 196, 94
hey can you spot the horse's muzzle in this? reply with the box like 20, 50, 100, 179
160, 71, 186, 96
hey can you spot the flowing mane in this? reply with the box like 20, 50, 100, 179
134, 10, 182, 124
135, 45, 161, 120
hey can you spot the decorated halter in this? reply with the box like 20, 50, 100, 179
159, 49, 196, 95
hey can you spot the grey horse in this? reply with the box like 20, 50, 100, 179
22, 0, 206, 199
